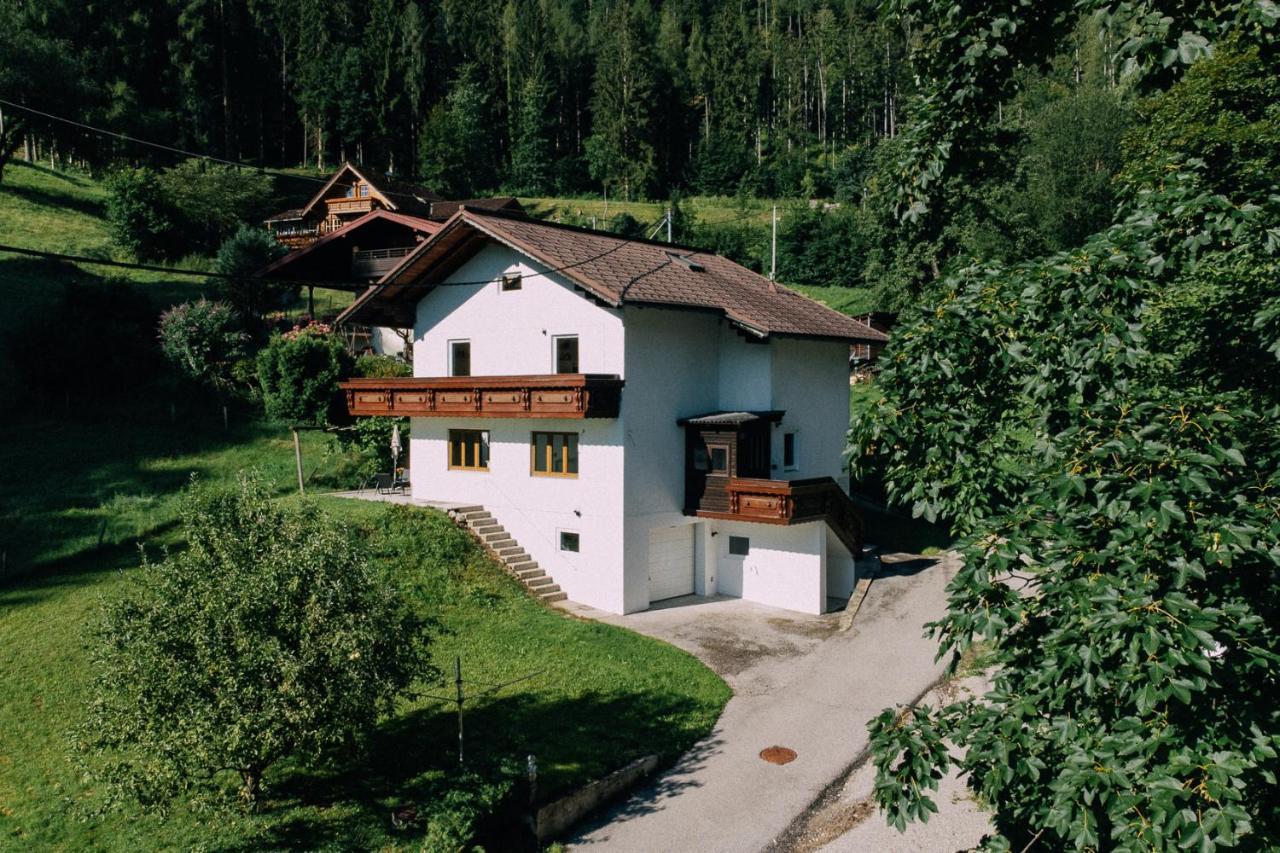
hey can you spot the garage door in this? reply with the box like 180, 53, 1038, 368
648, 524, 695, 602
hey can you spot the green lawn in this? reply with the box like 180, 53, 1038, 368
788, 284, 877, 318
519, 195, 778, 229
0, 412, 730, 849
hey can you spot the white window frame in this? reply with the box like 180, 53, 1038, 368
448, 339, 471, 377
552, 334, 580, 374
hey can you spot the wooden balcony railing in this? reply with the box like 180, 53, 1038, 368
340, 374, 624, 419
697, 476, 864, 557
351, 246, 414, 278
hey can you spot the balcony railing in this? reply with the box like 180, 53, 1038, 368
694, 476, 864, 557
340, 374, 624, 419
326, 198, 375, 215
351, 246, 415, 278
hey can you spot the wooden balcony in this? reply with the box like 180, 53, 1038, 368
351, 246, 414, 278
340, 374, 624, 419
692, 476, 864, 557
326, 198, 375, 215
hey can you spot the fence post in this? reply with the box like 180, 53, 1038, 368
455, 655, 465, 766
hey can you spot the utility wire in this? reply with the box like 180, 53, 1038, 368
0, 243, 376, 288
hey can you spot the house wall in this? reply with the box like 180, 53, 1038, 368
621, 307, 722, 612
769, 337, 852, 486
410, 244, 627, 612
708, 518, 827, 614
413, 243, 624, 377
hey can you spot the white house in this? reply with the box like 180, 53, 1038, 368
337, 207, 888, 615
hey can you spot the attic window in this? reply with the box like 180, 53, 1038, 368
665, 251, 704, 272
501, 273, 523, 292
359, 184, 370, 197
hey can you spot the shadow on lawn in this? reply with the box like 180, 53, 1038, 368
215, 689, 719, 852
0, 178, 105, 219
0, 410, 287, 593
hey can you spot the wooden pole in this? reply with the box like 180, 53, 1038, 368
292, 428, 305, 494
770, 204, 778, 281
455, 655, 465, 766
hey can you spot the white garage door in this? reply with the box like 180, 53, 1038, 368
648, 524, 695, 602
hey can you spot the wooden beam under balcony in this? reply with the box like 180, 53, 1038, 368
340, 374, 624, 419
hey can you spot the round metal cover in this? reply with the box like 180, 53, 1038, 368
759, 746, 797, 765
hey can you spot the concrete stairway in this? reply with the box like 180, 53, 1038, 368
448, 505, 567, 603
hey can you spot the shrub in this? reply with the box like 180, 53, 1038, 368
103, 167, 177, 259
334, 355, 412, 480
157, 299, 248, 397
256, 324, 352, 426
78, 473, 434, 807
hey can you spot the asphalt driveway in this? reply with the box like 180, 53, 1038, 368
562, 551, 963, 853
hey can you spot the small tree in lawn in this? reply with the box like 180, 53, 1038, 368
157, 299, 248, 426
257, 324, 353, 491
214, 224, 291, 323
79, 472, 434, 807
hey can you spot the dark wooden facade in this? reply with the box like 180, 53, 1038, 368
340, 374, 624, 419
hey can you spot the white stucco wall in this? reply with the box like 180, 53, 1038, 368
409, 243, 627, 612
709, 519, 828, 614
620, 307, 722, 612
413, 243, 624, 377
769, 337, 852, 485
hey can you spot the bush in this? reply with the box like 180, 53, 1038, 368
78, 473, 434, 807
256, 324, 352, 427
157, 299, 248, 397
334, 355, 413, 480
104, 167, 177, 260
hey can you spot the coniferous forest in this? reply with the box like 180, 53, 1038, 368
2, 0, 1140, 308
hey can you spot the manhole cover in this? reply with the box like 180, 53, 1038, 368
759, 746, 797, 765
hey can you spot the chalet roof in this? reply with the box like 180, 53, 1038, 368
677, 411, 787, 427
257, 209, 440, 282
338, 207, 892, 344
298, 162, 443, 219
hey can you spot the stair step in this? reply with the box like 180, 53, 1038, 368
525, 575, 555, 588
482, 532, 513, 544
453, 505, 485, 516
514, 567, 544, 580
462, 513, 493, 525
540, 590, 567, 602
495, 545, 525, 558
471, 522, 501, 534
507, 558, 538, 571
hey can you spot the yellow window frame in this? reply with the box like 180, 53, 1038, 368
448, 429, 489, 471
531, 431, 579, 478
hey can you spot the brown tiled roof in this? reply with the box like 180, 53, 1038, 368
340, 207, 890, 344
264, 207, 305, 223
427, 196, 525, 221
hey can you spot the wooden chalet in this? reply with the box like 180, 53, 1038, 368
263, 162, 523, 249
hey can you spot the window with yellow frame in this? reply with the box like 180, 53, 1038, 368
448, 429, 489, 471
531, 431, 579, 477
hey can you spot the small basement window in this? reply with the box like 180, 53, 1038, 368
449, 340, 471, 377
501, 273, 522, 292
728, 536, 750, 556
560, 531, 580, 552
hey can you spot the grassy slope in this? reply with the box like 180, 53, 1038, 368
519, 195, 775, 229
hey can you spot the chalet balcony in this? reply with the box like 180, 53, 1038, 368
340, 374, 624, 419
351, 246, 414, 278
326, 198, 375, 216
689, 476, 865, 557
